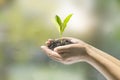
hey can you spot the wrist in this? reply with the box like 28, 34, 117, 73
79, 44, 94, 62
76, 44, 91, 62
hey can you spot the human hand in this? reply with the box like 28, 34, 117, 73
41, 37, 89, 64
41, 37, 120, 80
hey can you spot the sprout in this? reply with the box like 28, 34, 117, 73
55, 14, 73, 37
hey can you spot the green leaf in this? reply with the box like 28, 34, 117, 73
55, 14, 73, 37
62, 14, 73, 32
55, 15, 63, 33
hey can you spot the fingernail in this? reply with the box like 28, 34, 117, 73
45, 41, 50, 45
71, 40, 77, 43
40, 46, 45, 48
48, 39, 52, 41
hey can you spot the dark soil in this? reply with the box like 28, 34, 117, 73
47, 39, 73, 50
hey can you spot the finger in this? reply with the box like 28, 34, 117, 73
45, 41, 50, 45
41, 46, 63, 62
61, 37, 74, 40
54, 48, 69, 54
41, 46, 62, 59
45, 39, 54, 45
63, 37, 86, 45
48, 39, 54, 42
54, 45, 72, 53
54, 43, 84, 53
61, 37, 81, 43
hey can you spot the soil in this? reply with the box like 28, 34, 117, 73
47, 39, 73, 50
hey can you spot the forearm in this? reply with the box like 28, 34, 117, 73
41, 37, 120, 79
85, 45, 120, 80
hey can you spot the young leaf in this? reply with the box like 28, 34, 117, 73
55, 15, 63, 33
62, 14, 73, 31
55, 14, 73, 37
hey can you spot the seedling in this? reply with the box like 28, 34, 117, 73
55, 14, 73, 37
47, 14, 73, 50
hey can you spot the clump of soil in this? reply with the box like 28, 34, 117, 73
47, 39, 73, 50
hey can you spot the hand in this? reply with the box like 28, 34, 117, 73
41, 37, 89, 64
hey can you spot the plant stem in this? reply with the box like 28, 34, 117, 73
59, 33, 63, 43
60, 32, 62, 38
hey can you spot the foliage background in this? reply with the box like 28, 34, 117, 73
0, 0, 120, 80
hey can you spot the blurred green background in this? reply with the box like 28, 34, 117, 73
0, 0, 120, 80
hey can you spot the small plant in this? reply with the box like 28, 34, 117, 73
47, 14, 73, 50
55, 14, 73, 37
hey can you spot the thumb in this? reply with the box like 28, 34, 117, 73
54, 44, 73, 53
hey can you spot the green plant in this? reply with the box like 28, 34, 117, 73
55, 14, 73, 37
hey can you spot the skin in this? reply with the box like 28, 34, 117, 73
41, 37, 120, 80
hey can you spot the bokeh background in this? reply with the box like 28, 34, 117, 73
0, 0, 120, 80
